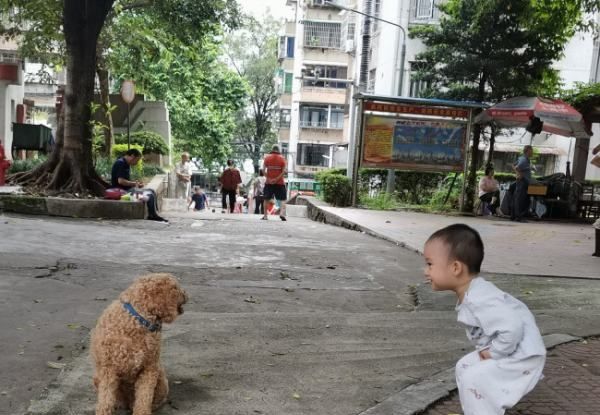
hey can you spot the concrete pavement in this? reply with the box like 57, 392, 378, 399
1, 211, 599, 414
301, 197, 599, 279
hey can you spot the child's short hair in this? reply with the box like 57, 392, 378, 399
427, 224, 484, 274
193, 186, 200, 191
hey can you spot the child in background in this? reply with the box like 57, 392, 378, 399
423, 224, 545, 415
188, 186, 208, 211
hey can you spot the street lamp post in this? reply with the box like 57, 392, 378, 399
325, 1, 407, 194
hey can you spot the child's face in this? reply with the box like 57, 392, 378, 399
423, 239, 460, 291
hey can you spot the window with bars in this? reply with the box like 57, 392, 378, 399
411, 0, 442, 22
416, 0, 434, 18
302, 65, 348, 88
297, 143, 330, 167
304, 21, 342, 49
409, 62, 430, 97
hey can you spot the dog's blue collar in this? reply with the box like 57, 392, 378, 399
122, 302, 161, 332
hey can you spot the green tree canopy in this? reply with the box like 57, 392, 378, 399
2, 0, 245, 194
410, 0, 593, 211
226, 15, 281, 173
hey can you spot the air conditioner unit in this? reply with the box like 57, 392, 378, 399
344, 40, 355, 53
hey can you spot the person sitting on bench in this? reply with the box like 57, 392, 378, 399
479, 166, 501, 216
111, 149, 168, 222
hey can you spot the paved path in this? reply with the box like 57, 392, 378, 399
311, 203, 599, 279
424, 338, 600, 415
1, 211, 599, 415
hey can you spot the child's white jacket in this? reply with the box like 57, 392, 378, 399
456, 277, 546, 360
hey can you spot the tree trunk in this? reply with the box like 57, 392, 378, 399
462, 75, 487, 213
97, 63, 114, 157
9, 0, 114, 196
463, 122, 482, 212
487, 125, 496, 168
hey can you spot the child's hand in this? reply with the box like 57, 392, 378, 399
479, 349, 492, 360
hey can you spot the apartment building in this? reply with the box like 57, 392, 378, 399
276, 0, 358, 179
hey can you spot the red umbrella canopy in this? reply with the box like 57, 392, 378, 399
476, 96, 591, 139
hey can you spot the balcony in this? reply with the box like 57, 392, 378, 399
299, 127, 344, 143
300, 87, 347, 105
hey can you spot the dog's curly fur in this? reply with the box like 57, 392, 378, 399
91, 273, 188, 415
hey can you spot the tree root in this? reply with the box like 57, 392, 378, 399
8, 158, 109, 198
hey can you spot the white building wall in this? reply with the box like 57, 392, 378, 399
0, 81, 24, 161
371, 0, 428, 97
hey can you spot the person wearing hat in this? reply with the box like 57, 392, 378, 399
262, 144, 287, 221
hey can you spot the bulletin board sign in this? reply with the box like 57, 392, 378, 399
360, 102, 469, 172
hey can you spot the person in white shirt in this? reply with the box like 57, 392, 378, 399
424, 224, 545, 415
175, 152, 193, 200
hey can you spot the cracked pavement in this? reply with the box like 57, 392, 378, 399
0, 212, 599, 414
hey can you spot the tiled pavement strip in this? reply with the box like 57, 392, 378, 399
422, 338, 600, 415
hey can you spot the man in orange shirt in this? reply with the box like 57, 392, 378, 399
262, 144, 287, 221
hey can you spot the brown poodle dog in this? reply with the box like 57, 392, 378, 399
91, 273, 188, 415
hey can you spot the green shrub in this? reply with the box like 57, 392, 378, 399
94, 130, 169, 157
316, 170, 352, 207
142, 164, 165, 177
115, 130, 168, 155
360, 192, 398, 210
428, 173, 464, 211
7, 156, 47, 174
94, 157, 113, 180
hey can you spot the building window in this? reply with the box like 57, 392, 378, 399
416, 0, 434, 19
280, 142, 289, 158
300, 105, 328, 128
297, 143, 330, 167
411, 0, 441, 22
302, 65, 348, 88
409, 62, 430, 97
329, 106, 344, 129
299, 104, 344, 129
284, 72, 293, 94
367, 69, 376, 93
276, 109, 291, 129
279, 36, 295, 59
304, 21, 342, 49
372, 0, 381, 33
287, 37, 295, 58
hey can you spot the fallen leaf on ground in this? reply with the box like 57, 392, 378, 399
292, 393, 301, 399
47, 361, 66, 369
244, 296, 260, 304
67, 324, 80, 329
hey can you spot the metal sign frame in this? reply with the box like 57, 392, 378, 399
350, 94, 484, 207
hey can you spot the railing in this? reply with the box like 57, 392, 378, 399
299, 120, 344, 129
